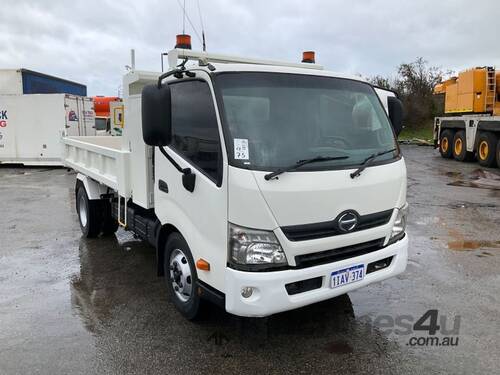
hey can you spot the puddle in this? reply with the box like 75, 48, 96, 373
476, 251, 494, 258
325, 340, 353, 354
444, 171, 463, 178
448, 202, 496, 209
448, 240, 480, 250
448, 169, 500, 191
407, 259, 422, 268
448, 240, 500, 251
447, 228, 500, 251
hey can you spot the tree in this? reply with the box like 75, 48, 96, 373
369, 58, 451, 128
370, 75, 393, 90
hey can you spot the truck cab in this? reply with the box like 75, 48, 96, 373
64, 48, 408, 319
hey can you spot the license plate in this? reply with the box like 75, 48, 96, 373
330, 264, 364, 288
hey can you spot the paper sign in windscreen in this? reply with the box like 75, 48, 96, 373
234, 138, 249, 160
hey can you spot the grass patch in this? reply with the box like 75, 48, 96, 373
399, 126, 434, 141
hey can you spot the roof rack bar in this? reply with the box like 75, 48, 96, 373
166, 48, 323, 71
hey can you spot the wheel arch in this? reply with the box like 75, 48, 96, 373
156, 223, 181, 276
75, 173, 108, 200
440, 120, 466, 130
477, 121, 500, 132
476, 122, 500, 151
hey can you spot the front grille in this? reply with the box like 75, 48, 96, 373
281, 209, 393, 242
294, 238, 385, 268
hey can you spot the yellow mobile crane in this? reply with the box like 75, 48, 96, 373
433, 67, 500, 167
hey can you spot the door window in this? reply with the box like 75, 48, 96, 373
170, 80, 222, 185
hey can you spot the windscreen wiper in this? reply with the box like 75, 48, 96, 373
264, 155, 349, 181
350, 148, 397, 179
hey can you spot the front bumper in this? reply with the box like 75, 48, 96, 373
224, 235, 408, 317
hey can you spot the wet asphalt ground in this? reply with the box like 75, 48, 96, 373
1, 145, 500, 374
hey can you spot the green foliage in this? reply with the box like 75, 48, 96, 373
398, 125, 434, 141
369, 58, 451, 128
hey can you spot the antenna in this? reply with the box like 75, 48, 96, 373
182, 0, 186, 34
174, 0, 203, 45
197, 0, 206, 51
130, 49, 135, 70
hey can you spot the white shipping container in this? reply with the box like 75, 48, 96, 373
0, 94, 96, 165
0, 70, 23, 95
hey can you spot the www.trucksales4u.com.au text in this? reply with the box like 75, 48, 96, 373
359, 309, 460, 347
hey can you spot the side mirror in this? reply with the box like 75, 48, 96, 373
388, 96, 404, 137
141, 84, 172, 146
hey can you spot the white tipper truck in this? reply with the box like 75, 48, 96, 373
62, 48, 408, 319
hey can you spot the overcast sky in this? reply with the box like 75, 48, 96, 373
1, 0, 499, 96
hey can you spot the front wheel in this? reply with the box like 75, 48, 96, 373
164, 233, 202, 320
439, 129, 454, 159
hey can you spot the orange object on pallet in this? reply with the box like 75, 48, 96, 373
93, 96, 121, 117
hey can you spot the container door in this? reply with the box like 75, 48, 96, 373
64, 96, 81, 136
81, 98, 96, 135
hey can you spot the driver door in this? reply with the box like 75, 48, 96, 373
154, 73, 228, 292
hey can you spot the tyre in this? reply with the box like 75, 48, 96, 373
101, 200, 119, 235
476, 131, 498, 168
452, 130, 473, 161
497, 138, 500, 169
439, 129, 454, 158
164, 233, 202, 320
76, 185, 102, 238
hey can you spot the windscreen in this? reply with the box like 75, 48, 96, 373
215, 72, 398, 171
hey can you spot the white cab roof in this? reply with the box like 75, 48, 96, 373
200, 62, 366, 83
166, 48, 367, 84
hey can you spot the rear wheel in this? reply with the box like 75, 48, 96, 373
101, 200, 119, 235
452, 130, 472, 161
164, 233, 202, 320
439, 129, 454, 159
476, 132, 498, 168
496, 138, 500, 168
76, 186, 101, 238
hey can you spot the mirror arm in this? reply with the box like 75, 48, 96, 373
157, 65, 196, 88
157, 69, 181, 88
158, 146, 196, 192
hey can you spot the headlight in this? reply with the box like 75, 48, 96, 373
390, 203, 408, 243
229, 223, 287, 269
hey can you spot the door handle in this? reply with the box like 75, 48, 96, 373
158, 179, 169, 193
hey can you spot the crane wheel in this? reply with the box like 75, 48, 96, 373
452, 130, 473, 161
439, 129, 454, 159
476, 132, 498, 168
496, 138, 500, 169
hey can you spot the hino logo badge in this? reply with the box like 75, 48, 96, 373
337, 211, 358, 232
